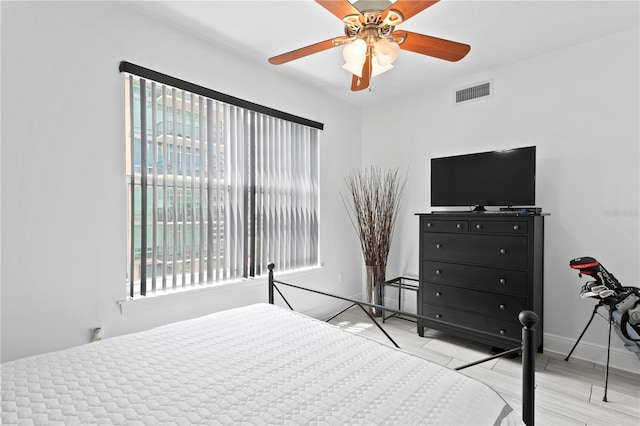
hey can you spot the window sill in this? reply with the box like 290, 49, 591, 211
117, 265, 323, 315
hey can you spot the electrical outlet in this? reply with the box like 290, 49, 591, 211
339, 272, 344, 283
91, 326, 103, 342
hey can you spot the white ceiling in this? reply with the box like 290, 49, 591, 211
132, 0, 639, 106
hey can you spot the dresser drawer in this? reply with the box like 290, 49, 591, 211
421, 283, 527, 321
422, 218, 468, 233
421, 260, 527, 297
422, 303, 522, 342
471, 220, 528, 234
421, 233, 528, 268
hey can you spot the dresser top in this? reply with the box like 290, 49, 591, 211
416, 211, 549, 217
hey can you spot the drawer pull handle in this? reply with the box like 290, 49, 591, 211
499, 278, 506, 284
513, 225, 520, 230
435, 292, 442, 297
499, 329, 506, 336
476, 224, 482, 230
435, 314, 442, 319
435, 269, 442, 275
436, 244, 442, 249
456, 223, 462, 229
499, 304, 506, 310
500, 248, 507, 254
427, 222, 432, 228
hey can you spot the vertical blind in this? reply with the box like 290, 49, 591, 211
124, 68, 320, 298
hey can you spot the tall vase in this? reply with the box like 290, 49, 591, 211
366, 265, 386, 317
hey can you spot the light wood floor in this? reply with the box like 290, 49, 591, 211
327, 307, 640, 426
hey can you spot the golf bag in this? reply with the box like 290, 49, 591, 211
570, 257, 640, 358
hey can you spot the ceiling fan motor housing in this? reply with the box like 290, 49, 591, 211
343, 8, 401, 36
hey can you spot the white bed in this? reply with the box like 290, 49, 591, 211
2, 303, 521, 425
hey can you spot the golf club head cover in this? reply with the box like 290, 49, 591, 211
570, 257, 623, 291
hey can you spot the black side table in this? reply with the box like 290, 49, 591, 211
382, 276, 419, 323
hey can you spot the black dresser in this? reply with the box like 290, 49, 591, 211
417, 212, 545, 352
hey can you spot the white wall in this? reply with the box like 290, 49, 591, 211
2, 1, 638, 373
363, 27, 640, 372
0, 1, 363, 362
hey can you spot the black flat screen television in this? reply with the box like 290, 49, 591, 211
431, 146, 536, 210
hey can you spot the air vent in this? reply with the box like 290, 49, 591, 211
455, 80, 493, 104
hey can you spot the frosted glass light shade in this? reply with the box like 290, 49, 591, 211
342, 39, 367, 77
374, 38, 400, 66
343, 39, 367, 63
371, 61, 393, 77
342, 61, 365, 77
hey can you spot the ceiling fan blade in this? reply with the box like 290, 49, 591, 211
394, 31, 470, 62
383, 0, 440, 23
351, 54, 371, 91
268, 38, 341, 65
315, 0, 362, 20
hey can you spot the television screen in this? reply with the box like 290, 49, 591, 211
431, 146, 536, 209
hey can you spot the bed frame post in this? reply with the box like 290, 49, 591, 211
268, 263, 275, 304
519, 310, 539, 426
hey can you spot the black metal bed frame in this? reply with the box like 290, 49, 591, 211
267, 263, 538, 426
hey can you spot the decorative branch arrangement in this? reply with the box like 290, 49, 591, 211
343, 166, 406, 315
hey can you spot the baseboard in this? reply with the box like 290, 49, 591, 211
543, 332, 639, 374
303, 292, 362, 320
376, 297, 639, 373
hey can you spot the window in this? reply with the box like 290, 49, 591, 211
123, 63, 321, 298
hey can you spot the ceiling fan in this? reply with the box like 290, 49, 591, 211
268, 0, 471, 91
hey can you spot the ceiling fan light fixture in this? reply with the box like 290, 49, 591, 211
342, 60, 364, 78
371, 61, 393, 77
374, 37, 400, 66
342, 38, 367, 77
342, 38, 367, 63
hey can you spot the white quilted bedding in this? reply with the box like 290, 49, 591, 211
2, 303, 519, 425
